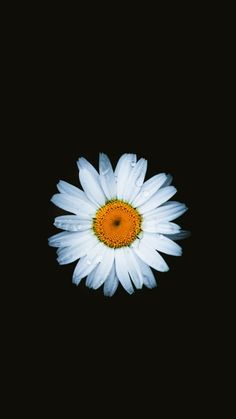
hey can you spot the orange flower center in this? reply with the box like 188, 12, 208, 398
93, 200, 142, 248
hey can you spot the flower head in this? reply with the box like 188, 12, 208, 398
49, 153, 190, 296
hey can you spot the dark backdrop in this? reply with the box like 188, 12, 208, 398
10, 56, 212, 416
5, 12, 218, 415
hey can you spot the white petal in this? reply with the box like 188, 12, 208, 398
54, 215, 92, 231
161, 174, 173, 188
134, 239, 169, 272
114, 153, 137, 177
56, 234, 98, 264
77, 157, 99, 178
49, 231, 70, 246
165, 230, 191, 241
57, 180, 91, 203
57, 234, 98, 263
72, 242, 107, 285
154, 222, 181, 234
142, 232, 182, 256
142, 219, 181, 234
48, 230, 92, 248
115, 248, 134, 294
115, 154, 137, 199
79, 168, 106, 206
92, 248, 115, 289
138, 186, 177, 214
132, 173, 167, 207
123, 158, 147, 202
55, 211, 90, 221
57, 247, 82, 264
86, 264, 100, 288
103, 265, 119, 297
144, 201, 188, 222
51, 193, 96, 215
99, 153, 116, 199
136, 258, 157, 288
123, 247, 143, 289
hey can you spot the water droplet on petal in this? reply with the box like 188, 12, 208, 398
135, 179, 143, 187
87, 259, 91, 265
114, 175, 118, 183
143, 191, 149, 198
77, 225, 82, 230
131, 161, 136, 167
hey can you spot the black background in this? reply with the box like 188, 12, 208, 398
9, 25, 215, 412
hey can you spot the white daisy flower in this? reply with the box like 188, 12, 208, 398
49, 153, 190, 296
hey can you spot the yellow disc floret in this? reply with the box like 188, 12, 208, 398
93, 200, 142, 248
